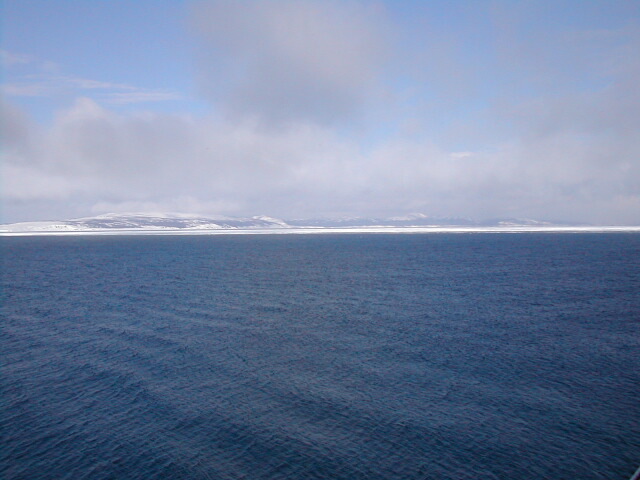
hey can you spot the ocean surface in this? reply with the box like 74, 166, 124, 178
1, 233, 639, 480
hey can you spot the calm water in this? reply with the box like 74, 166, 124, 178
1, 233, 639, 479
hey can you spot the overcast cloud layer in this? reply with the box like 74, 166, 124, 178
2, 0, 639, 224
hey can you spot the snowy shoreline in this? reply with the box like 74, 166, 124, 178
2, 225, 640, 236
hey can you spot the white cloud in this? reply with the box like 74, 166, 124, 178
450, 152, 474, 160
99, 91, 185, 105
0, 49, 34, 67
1, 51, 183, 104
90, 197, 244, 217
2, 163, 77, 200
3, 92, 639, 224
1, 81, 56, 97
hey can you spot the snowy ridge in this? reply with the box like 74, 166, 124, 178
1, 213, 638, 235
0, 213, 290, 233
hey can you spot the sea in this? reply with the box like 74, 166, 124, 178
1, 233, 639, 480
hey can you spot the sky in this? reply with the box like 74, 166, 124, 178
1, 0, 639, 224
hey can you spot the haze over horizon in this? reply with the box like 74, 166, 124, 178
2, 0, 639, 225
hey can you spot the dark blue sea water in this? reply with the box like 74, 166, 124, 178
2, 233, 639, 480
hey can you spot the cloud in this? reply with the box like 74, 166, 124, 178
192, 0, 390, 126
1, 82, 57, 97
89, 197, 244, 217
98, 91, 185, 105
1, 50, 183, 104
3, 89, 640, 225
490, 2, 640, 94
2, 72, 183, 104
2, 163, 75, 201
0, 96, 34, 152
0, 49, 34, 67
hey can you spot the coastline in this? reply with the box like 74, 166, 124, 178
2, 225, 640, 236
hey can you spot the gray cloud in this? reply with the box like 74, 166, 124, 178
0, 96, 33, 153
192, 0, 389, 126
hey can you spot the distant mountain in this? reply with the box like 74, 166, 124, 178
0, 212, 572, 234
0, 213, 291, 233
286, 214, 555, 228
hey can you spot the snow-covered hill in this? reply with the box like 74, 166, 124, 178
0, 212, 599, 235
0, 213, 291, 234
